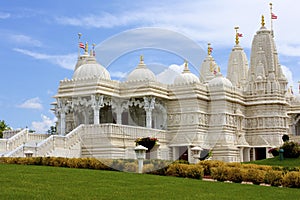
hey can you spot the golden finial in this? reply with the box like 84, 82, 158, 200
234, 26, 239, 45
84, 42, 89, 53
140, 55, 144, 64
207, 43, 212, 55
261, 15, 265, 27
183, 60, 189, 72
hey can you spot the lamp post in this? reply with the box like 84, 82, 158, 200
191, 146, 203, 164
134, 145, 148, 173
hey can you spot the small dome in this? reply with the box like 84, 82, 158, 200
72, 56, 110, 80
208, 73, 232, 87
126, 56, 156, 82
174, 61, 200, 84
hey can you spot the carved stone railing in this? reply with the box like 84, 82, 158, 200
4, 124, 167, 158
83, 123, 167, 143
0, 129, 28, 153
28, 133, 50, 141
36, 125, 85, 157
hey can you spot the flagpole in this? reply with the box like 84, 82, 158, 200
78, 33, 82, 58
270, 3, 274, 37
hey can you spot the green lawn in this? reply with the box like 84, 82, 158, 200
247, 157, 300, 168
1, 164, 300, 200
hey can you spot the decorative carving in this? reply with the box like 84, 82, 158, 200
144, 97, 156, 128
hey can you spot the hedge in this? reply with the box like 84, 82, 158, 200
1, 157, 300, 188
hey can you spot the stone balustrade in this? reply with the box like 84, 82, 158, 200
3, 124, 167, 158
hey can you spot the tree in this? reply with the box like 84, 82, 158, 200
282, 134, 289, 142
47, 126, 57, 135
0, 120, 11, 138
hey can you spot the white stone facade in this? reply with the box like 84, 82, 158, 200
2, 19, 300, 163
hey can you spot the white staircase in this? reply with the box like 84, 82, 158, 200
1, 124, 167, 159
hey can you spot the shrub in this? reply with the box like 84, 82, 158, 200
166, 163, 188, 177
282, 134, 289, 142
268, 148, 279, 156
264, 170, 283, 187
142, 163, 154, 173
226, 162, 242, 168
211, 166, 229, 182
244, 168, 266, 185
185, 165, 204, 180
197, 160, 225, 176
282, 171, 300, 188
124, 162, 137, 172
281, 141, 300, 158
227, 167, 245, 183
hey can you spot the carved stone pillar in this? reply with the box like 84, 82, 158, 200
143, 97, 155, 128
57, 98, 71, 135
112, 98, 127, 125
91, 95, 104, 124
60, 112, 66, 135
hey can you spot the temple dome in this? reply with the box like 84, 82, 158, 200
174, 61, 199, 84
208, 73, 232, 87
126, 56, 156, 82
72, 56, 111, 80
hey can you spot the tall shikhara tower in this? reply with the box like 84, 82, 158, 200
245, 16, 288, 156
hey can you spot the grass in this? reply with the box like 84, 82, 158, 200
246, 156, 300, 168
1, 164, 300, 200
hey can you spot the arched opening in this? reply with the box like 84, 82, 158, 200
100, 105, 115, 124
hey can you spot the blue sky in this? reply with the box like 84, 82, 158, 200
1, 0, 300, 132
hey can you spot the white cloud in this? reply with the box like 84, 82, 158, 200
31, 114, 56, 133
17, 97, 43, 110
156, 63, 184, 84
55, 0, 300, 57
13, 48, 77, 70
281, 65, 299, 95
0, 12, 10, 19
110, 71, 127, 79
10, 34, 42, 47
281, 65, 293, 86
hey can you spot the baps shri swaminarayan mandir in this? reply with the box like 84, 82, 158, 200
2, 15, 300, 163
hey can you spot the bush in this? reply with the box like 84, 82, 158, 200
282, 171, 300, 188
281, 141, 300, 158
211, 166, 229, 182
282, 134, 289, 142
166, 163, 188, 177
197, 160, 225, 176
227, 167, 245, 183
264, 170, 283, 186
244, 168, 266, 185
142, 164, 154, 173
124, 162, 137, 172
268, 148, 279, 156
185, 165, 204, 179
166, 163, 203, 180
